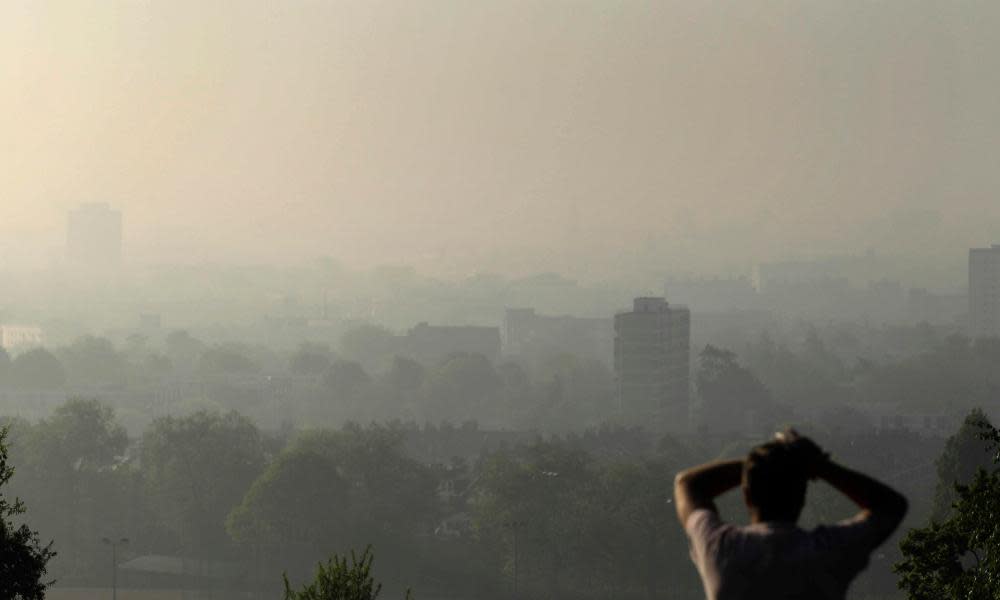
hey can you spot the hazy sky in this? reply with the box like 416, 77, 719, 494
3, 1, 999, 279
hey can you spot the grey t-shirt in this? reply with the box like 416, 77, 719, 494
685, 509, 892, 600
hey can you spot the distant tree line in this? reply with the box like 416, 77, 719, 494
0, 396, 972, 598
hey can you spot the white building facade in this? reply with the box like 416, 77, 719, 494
0, 324, 44, 350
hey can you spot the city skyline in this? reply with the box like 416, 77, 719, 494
3, 2, 1000, 281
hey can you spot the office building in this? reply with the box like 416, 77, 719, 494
502, 308, 613, 364
613, 297, 690, 432
970, 245, 1000, 338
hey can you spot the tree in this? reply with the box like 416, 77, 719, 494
895, 413, 1000, 599
42, 399, 128, 467
472, 439, 612, 598
801, 327, 845, 380
165, 330, 205, 374
0, 427, 55, 600
852, 334, 1000, 413
385, 356, 425, 392
9, 349, 65, 389
293, 425, 438, 549
931, 408, 996, 519
340, 326, 397, 373
744, 332, 844, 410
496, 361, 529, 392
282, 547, 411, 600
0, 347, 10, 385
532, 353, 614, 431
141, 410, 266, 555
142, 353, 174, 379
197, 344, 259, 378
10, 399, 130, 581
57, 336, 128, 387
323, 361, 371, 398
243, 425, 437, 589
592, 458, 699, 599
471, 438, 698, 599
227, 449, 349, 565
697, 345, 782, 434
291, 343, 334, 377
421, 353, 501, 421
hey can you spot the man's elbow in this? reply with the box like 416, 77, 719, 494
674, 470, 694, 496
876, 490, 909, 529
889, 491, 909, 522
673, 471, 693, 523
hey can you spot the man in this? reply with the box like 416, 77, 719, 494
674, 430, 907, 600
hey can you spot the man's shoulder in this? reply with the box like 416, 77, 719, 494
808, 512, 894, 553
684, 509, 741, 559
685, 509, 763, 561
685, 508, 731, 538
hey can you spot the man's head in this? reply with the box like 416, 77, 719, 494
742, 439, 809, 523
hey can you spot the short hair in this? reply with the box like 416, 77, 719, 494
742, 440, 808, 521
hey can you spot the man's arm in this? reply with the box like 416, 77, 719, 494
781, 430, 908, 544
816, 459, 908, 544
673, 459, 743, 527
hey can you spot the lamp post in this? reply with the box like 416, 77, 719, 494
502, 520, 527, 598
101, 537, 129, 600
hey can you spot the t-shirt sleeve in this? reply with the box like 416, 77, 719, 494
685, 508, 729, 570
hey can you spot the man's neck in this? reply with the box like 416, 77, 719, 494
749, 511, 799, 526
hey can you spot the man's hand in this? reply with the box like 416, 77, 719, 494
777, 429, 908, 545
775, 428, 830, 480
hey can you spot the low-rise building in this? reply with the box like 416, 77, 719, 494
402, 322, 501, 365
502, 308, 612, 364
0, 324, 44, 350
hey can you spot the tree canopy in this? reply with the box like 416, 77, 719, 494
141, 410, 266, 555
0, 427, 55, 600
895, 410, 1000, 599
227, 449, 349, 553
9, 349, 65, 390
697, 345, 785, 434
283, 547, 411, 600
931, 408, 997, 519
291, 343, 334, 377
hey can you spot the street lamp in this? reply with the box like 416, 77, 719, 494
101, 537, 129, 600
502, 520, 527, 598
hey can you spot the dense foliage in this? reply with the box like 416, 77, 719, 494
283, 547, 411, 600
0, 427, 55, 600
895, 411, 1000, 599
2, 327, 994, 597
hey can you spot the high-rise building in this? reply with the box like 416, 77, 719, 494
969, 245, 1000, 338
67, 203, 122, 266
613, 297, 690, 432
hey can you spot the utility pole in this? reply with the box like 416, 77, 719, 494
512, 523, 518, 598
101, 537, 129, 600
503, 520, 526, 598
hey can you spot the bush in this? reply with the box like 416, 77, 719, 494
283, 547, 411, 600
